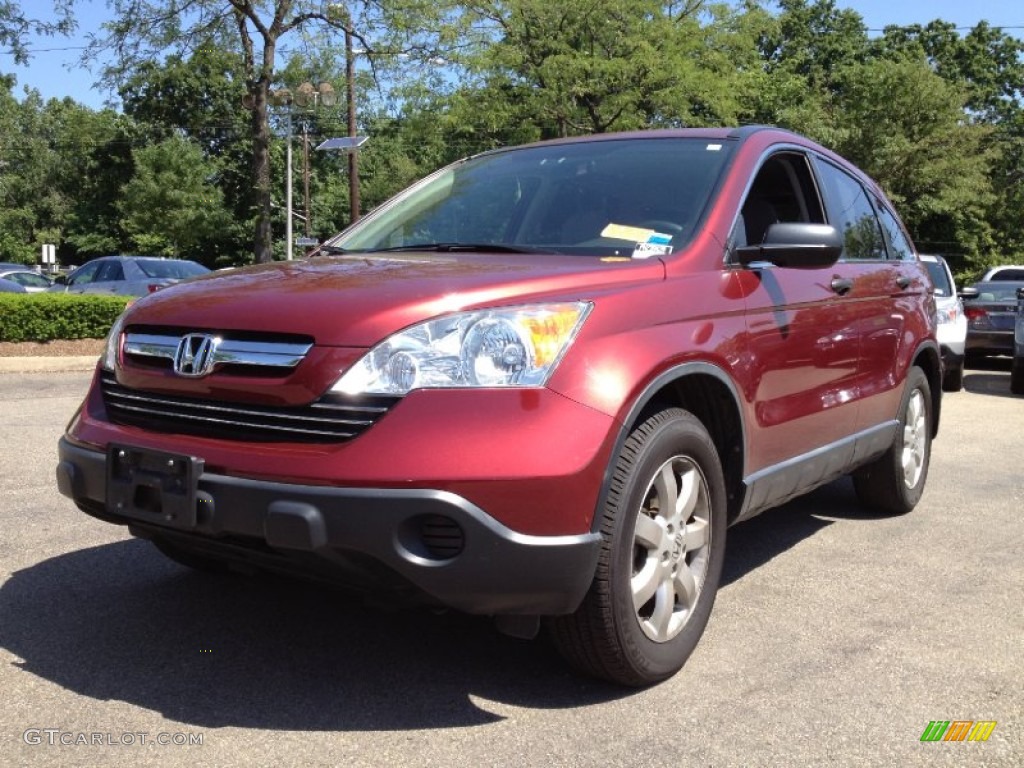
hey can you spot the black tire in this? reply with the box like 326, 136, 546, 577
548, 408, 726, 687
853, 366, 932, 514
152, 537, 231, 574
942, 362, 963, 392
1011, 357, 1024, 395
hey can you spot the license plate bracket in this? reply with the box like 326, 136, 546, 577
106, 444, 203, 530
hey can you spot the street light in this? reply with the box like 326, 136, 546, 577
294, 82, 338, 109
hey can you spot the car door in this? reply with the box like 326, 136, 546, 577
734, 151, 864, 488
64, 261, 102, 293
813, 158, 926, 434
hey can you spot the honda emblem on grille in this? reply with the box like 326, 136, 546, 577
173, 334, 221, 377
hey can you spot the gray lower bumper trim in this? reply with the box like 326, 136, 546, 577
57, 437, 601, 616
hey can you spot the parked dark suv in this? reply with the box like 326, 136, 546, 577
57, 127, 940, 686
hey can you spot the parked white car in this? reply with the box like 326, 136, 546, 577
921, 254, 967, 391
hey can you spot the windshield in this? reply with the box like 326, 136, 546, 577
334, 137, 733, 258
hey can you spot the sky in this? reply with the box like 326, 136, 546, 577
1, 0, 1023, 111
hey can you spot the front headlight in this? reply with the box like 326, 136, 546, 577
101, 311, 128, 371
331, 302, 592, 395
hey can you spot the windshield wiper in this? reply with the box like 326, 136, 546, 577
314, 245, 351, 255
363, 243, 543, 254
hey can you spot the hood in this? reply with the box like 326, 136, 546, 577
122, 252, 665, 346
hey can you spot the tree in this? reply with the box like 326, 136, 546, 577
118, 136, 232, 261
874, 21, 1024, 266
874, 20, 1024, 123
457, 0, 766, 138
826, 59, 996, 272
119, 41, 254, 262
0, 83, 129, 264
89, 0, 457, 263
0, 0, 74, 64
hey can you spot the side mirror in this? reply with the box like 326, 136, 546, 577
736, 223, 843, 269
1017, 286, 1024, 300
958, 287, 979, 300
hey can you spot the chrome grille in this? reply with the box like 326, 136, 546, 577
99, 371, 400, 443
123, 331, 313, 375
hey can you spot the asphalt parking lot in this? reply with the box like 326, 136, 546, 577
1, 367, 1021, 767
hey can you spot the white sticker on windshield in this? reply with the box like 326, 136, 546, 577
707, 143, 723, 151
632, 242, 673, 259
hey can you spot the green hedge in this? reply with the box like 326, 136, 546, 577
0, 294, 131, 342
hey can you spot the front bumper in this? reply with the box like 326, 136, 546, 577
57, 437, 601, 616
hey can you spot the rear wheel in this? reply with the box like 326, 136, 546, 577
548, 408, 726, 687
853, 366, 932, 514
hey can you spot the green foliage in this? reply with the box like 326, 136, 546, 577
0, 294, 130, 342
457, 0, 767, 138
0, 0, 75, 65
117, 136, 232, 262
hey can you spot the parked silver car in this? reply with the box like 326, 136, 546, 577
0, 268, 54, 293
50, 256, 210, 297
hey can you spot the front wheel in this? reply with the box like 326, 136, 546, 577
853, 366, 932, 514
548, 408, 726, 687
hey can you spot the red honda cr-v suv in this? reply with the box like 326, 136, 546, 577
57, 127, 940, 686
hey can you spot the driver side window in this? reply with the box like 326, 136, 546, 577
69, 262, 100, 286
733, 153, 825, 249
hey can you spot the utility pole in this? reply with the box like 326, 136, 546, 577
302, 122, 311, 237
345, 21, 360, 223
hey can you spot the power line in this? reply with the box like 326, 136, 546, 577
866, 25, 1024, 33
0, 44, 88, 56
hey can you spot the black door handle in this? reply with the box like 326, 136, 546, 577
897, 275, 912, 289
830, 277, 854, 295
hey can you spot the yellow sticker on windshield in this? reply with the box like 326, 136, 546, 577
601, 223, 656, 242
